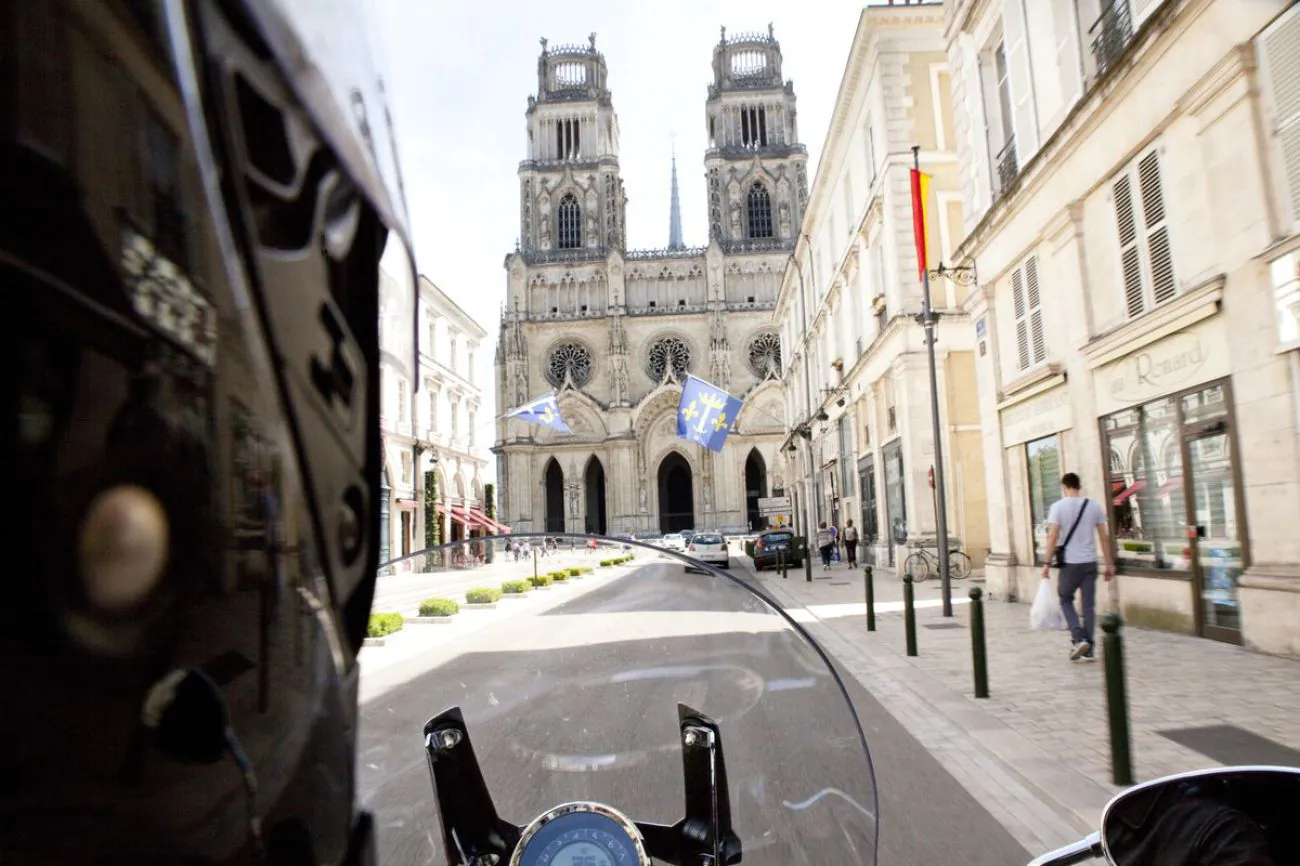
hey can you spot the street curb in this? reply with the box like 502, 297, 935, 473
739, 557, 1109, 855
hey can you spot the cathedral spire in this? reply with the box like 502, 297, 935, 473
668, 143, 684, 250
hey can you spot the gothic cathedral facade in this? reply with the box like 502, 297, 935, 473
495, 28, 807, 536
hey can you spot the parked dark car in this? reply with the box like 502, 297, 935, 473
752, 530, 805, 570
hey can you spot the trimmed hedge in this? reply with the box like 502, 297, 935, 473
502, 579, 531, 594
530, 573, 553, 588
418, 598, 459, 617
465, 587, 502, 604
567, 566, 582, 576
549, 570, 570, 582
367, 612, 404, 637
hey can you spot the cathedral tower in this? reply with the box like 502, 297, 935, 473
704, 25, 808, 249
518, 34, 627, 256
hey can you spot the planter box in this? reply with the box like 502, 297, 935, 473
408, 616, 457, 625
502, 592, 532, 599
362, 637, 388, 647
463, 602, 499, 610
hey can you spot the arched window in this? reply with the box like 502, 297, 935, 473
557, 193, 582, 249
746, 182, 773, 239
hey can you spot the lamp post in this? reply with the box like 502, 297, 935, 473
912, 148, 979, 616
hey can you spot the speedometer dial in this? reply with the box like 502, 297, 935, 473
509, 802, 650, 866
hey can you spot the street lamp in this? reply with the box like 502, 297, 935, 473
911, 147, 979, 617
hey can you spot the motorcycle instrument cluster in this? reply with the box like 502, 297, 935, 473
510, 803, 649, 866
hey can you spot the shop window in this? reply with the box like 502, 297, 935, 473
1112, 147, 1177, 318
1026, 434, 1063, 565
1102, 379, 1240, 581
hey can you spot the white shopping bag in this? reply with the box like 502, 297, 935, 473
1029, 578, 1067, 631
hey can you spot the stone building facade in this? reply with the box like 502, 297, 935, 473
494, 30, 807, 536
946, 0, 1300, 655
774, 1, 989, 570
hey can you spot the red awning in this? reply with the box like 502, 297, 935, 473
1113, 480, 1147, 505
473, 510, 510, 534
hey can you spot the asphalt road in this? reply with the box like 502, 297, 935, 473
357, 560, 1031, 865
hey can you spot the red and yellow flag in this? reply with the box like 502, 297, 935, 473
910, 168, 932, 282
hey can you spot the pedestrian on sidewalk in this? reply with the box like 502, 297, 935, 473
1041, 472, 1115, 662
843, 519, 859, 568
816, 522, 835, 570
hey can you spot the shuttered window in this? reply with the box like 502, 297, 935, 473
1258, 3, 1300, 232
1112, 147, 1176, 318
1012, 255, 1045, 370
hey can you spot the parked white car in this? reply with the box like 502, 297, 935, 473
659, 532, 687, 552
687, 532, 729, 567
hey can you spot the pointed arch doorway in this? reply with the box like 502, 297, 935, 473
658, 452, 694, 533
584, 456, 607, 535
544, 458, 565, 532
745, 448, 768, 531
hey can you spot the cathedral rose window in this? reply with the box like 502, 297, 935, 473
545, 341, 593, 388
646, 336, 692, 382
747, 331, 782, 379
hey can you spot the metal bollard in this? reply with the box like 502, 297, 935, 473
864, 565, 876, 631
969, 586, 989, 698
1102, 613, 1134, 786
533, 549, 539, 585
903, 574, 918, 656
804, 537, 813, 583
779, 548, 788, 579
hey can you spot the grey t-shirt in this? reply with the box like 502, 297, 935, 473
1047, 496, 1107, 565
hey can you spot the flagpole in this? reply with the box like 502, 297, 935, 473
912, 145, 953, 618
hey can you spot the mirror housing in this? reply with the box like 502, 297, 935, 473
1100, 765, 1299, 865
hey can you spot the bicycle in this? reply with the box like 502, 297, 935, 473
902, 546, 972, 582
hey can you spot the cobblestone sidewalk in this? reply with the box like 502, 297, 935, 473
744, 559, 1300, 855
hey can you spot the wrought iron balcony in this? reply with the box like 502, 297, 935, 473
995, 136, 1019, 197
1090, 0, 1134, 80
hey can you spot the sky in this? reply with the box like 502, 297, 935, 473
366, 1, 870, 396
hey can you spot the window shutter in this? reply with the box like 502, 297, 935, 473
1012, 265, 1030, 370
1025, 256, 1046, 363
1137, 151, 1176, 303
1112, 173, 1146, 317
1258, 4, 1300, 231
956, 37, 991, 213
1000, 0, 1040, 159
1051, 0, 1083, 111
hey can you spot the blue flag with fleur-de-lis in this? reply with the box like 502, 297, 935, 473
506, 392, 571, 433
676, 375, 743, 453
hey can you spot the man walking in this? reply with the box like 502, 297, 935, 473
843, 519, 859, 568
1041, 472, 1115, 662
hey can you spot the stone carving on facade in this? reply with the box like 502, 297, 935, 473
638, 483, 647, 512
795, 162, 808, 210
708, 168, 722, 241
521, 179, 533, 248
546, 342, 592, 388
514, 368, 528, 405
778, 201, 792, 239
605, 173, 619, 247
646, 336, 691, 383
746, 331, 782, 380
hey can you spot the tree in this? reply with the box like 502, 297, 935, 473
484, 483, 496, 521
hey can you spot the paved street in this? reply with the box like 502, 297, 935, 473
746, 558, 1300, 853
358, 555, 1031, 865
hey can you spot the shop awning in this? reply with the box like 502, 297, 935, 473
1113, 480, 1147, 506
473, 510, 511, 534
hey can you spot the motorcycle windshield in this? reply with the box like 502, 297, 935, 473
360, 535, 878, 866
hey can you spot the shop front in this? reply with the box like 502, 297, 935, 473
998, 382, 1073, 597
858, 454, 877, 566
881, 440, 906, 567
1093, 316, 1246, 644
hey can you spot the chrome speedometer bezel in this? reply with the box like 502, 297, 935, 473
508, 801, 651, 866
